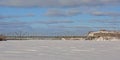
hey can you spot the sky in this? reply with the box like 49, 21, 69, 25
0, 0, 120, 36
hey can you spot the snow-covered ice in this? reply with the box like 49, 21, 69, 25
0, 40, 120, 60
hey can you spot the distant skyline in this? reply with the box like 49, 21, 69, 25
0, 0, 120, 36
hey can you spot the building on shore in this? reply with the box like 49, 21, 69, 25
87, 30, 120, 40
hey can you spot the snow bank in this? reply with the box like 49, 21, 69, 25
0, 40, 120, 60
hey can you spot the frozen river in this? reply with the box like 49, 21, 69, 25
0, 40, 120, 60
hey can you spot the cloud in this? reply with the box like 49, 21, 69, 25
0, 20, 31, 28
91, 19, 120, 23
45, 9, 81, 17
45, 9, 120, 17
54, 25, 118, 30
53, 25, 93, 30
0, 14, 35, 19
36, 20, 74, 24
0, 0, 120, 8
0, 20, 33, 32
0, 20, 74, 26
90, 11, 120, 17
60, 26, 92, 28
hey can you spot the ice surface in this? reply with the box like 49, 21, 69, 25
0, 40, 120, 60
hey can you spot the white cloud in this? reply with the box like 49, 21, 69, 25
36, 20, 74, 24
91, 11, 120, 16
0, 20, 33, 32
0, 14, 35, 19
45, 9, 81, 17
91, 19, 120, 23
0, 0, 120, 7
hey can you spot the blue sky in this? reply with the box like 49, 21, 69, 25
0, 0, 120, 36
